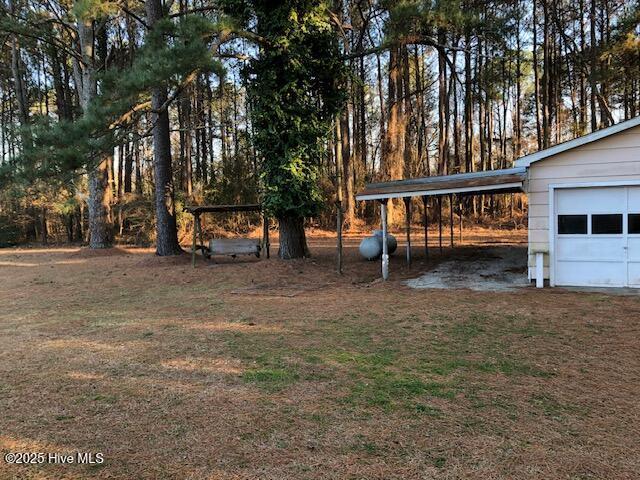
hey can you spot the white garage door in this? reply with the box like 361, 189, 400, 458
554, 186, 640, 287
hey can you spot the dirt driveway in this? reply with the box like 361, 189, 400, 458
1, 229, 639, 479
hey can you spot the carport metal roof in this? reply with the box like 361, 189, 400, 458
355, 167, 527, 201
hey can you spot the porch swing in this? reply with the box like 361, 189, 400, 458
183, 204, 270, 267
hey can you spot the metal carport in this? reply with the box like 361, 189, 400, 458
355, 167, 527, 280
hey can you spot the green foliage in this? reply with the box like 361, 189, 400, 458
0, 214, 22, 247
384, 0, 471, 41
73, 0, 120, 21
245, 1, 347, 219
110, 15, 223, 94
17, 15, 224, 185
20, 114, 113, 183
54, 196, 80, 217
114, 196, 156, 246
0, 178, 79, 245
207, 122, 259, 206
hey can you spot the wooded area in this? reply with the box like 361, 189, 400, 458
0, 0, 639, 257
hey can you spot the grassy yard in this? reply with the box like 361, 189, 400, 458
1, 230, 639, 479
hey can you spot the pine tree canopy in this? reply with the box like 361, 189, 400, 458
10, 12, 226, 186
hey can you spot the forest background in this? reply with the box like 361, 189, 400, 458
0, 0, 638, 258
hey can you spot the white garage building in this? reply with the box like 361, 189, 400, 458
357, 116, 640, 288
516, 116, 640, 288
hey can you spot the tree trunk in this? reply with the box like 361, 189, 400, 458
341, 110, 354, 228
357, 54, 367, 197
198, 75, 208, 184
402, 45, 414, 178
41, 207, 48, 244
151, 86, 181, 255
414, 46, 428, 175
278, 215, 308, 259
541, 0, 551, 148
532, 0, 543, 149
464, 29, 473, 173
146, 0, 182, 256
124, 140, 133, 193
578, 0, 587, 133
117, 144, 124, 199
589, 0, 598, 131
514, 2, 522, 158
10, 37, 29, 127
87, 163, 112, 248
381, 45, 405, 225
50, 44, 72, 121
76, 203, 83, 242
450, 45, 460, 172
77, 15, 112, 249
375, 51, 385, 146
67, 213, 74, 242
134, 140, 142, 195
180, 86, 193, 196
437, 29, 447, 175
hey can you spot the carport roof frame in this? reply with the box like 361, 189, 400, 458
355, 167, 527, 201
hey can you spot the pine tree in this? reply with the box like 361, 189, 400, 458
145, 0, 182, 256
74, 2, 113, 248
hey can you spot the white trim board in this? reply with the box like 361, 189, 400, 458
516, 116, 640, 168
548, 179, 640, 190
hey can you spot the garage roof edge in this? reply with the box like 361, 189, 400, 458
515, 116, 640, 168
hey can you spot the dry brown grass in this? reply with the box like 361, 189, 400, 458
1, 228, 639, 479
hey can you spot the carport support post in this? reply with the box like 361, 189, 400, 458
422, 196, 429, 258
459, 199, 463, 243
380, 200, 389, 280
438, 196, 443, 253
191, 213, 199, 268
449, 193, 454, 248
198, 215, 206, 259
404, 197, 412, 267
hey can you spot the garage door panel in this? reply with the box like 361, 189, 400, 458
556, 187, 625, 214
555, 260, 626, 287
628, 187, 640, 212
628, 237, 640, 261
628, 262, 640, 287
556, 237, 626, 262
554, 186, 637, 288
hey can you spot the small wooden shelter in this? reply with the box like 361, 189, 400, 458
184, 204, 270, 267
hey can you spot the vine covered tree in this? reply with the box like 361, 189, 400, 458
245, 0, 346, 258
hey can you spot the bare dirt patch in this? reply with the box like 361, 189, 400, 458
1, 227, 639, 479
406, 246, 529, 292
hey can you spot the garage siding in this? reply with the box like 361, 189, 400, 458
527, 128, 640, 281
